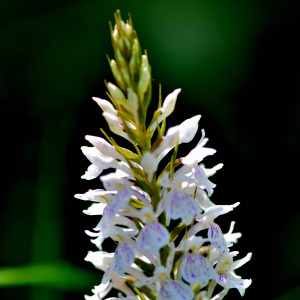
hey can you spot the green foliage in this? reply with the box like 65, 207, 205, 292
0, 260, 101, 290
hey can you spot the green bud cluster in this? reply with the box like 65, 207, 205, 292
107, 10, 152, 133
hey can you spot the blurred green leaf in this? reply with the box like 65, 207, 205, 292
0, 260, 101, 291
273, 285, 300, 300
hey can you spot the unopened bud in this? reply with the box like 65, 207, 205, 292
127, 87, 139, 124
112, 29, 119, 48
140, 151, 157, 182
149, 88, 181, 132
115, 48, 127, 70
141, 54, 149, 70
123, 36, 132, 58
160, 88, 181, 119
120, 68, 131, 88
119, 20, 126, 32
138, 67, 151, 100
129, 50, 138, 82
110, 59, 126, 90
107, 82, 126, 105
133, 40, 141, 63
124, 23, 133, 40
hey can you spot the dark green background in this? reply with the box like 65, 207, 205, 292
1, 0, 300, 299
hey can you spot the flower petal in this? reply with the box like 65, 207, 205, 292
85, 135, 124, 160
211, 288, 229, 300
81, 146, 114, 167
181, 253, 216, 287
75, 189, 114, 202
194, 188, 215, 210
115, 243, 135, 274
182, 144, 216, 166
93, 97, 118, 116
168, 191, 201, 225
94, 205, 115, 231
136, 222, 169, 252
217, 273, 251, 296
103, 112, 131, 141
153, 126, 179, 157
193, 165, 216, 197
200, 163, 223, 178
140, 152, 157, 182
81, 164, 103, 180
208, 223, 228, 254
179, 115, 201, 144
158, 280, 194, 300
149, 89, 181, 131
229, 252, 252, 271
84, 250, 114, 271
83, 202, 106, 215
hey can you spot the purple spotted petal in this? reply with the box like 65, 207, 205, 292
115, 242, 135, 274
194, 165, 216, 197
208, 223, 228, 253
169, 191, 201, 225
136, 222, 169, 252
95, 205, 115, 231
111, 188, 132, 212
217, 273, 251, 296
158, 280, 194, 300
181, 253, 216, 287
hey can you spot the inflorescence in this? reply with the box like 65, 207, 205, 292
75, 10, 252, 300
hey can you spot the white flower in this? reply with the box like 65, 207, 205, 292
181, 130, 217, 196
141, 115, 201, 181
135, 266, 194, 300
214, 252, 252, 296
85, 215, 139, 249
209, 221, 242, 262
84, 274, 135, 300
89, 175, 134, 232
179, 236, 217, 287
181, 129, 216, 166
93, 97, 118, 116
103, 112, 132, 142
112, 231, 136, 274
157, 172, 202, 225
196, 204, 239, 254
182, 203, 239, 250
157, 279, 194, 300
81, 146, 133, 180
141, 125, 179, 181
136, 207, 169, 257
224, 221, 242, 245
149, 89, 181, 132
85, 135, 124, 160
178, 115, 201, 143
85, 228, 144, 296
101, 173, 152, 206
194, 188, 216, 210
94, 232, 137, 293
81, 146, 114, 180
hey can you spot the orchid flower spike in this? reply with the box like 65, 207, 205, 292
77, 10, 251, 300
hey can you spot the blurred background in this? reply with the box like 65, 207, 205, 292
0, 0, 299, 299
